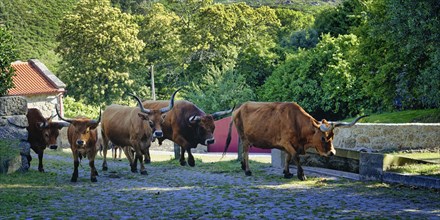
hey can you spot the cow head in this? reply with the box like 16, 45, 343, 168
311, 115, 367, 157
189, 107, 234, 146
130, 88, 180, 138
37, 115, 70, 149
56, 105, 101, 147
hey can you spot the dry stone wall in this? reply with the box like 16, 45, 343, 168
333, 123, 440, 152
0, 96, 30, 173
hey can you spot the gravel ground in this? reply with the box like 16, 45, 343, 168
5, 145, 440, 220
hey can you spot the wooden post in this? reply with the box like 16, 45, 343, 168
150, 64, 156, 101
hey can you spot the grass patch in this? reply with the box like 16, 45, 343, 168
348, 109, 440, 123
390, 152, 440, 164
0, 139, 20, 161
388, 164, 440, 178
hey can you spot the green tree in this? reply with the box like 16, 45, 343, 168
185, 65, 255, 113
353, 0, 440, 110
259, 34, 361, 119
182, 3, 280, 90
313, 0, 365, 37
0, 26, 17, 96
135, 3, 182, 99
56, 0, 145, 105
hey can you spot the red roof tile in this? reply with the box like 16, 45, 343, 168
8, 60, 65, 96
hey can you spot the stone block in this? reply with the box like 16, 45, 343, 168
271, 149, 285, 168
0, 96, 27, 116
359, 152, 384, 181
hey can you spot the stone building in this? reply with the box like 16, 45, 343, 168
8, 59, 66, 118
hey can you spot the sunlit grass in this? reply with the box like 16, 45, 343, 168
346, 109, 440, 123
389, 164, 440, 178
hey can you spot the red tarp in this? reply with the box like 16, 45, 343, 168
209, 116, 271, 153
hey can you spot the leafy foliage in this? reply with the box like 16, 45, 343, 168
0, 26, 17, 96
63, 96, 101, 119
185, 65, 255, 114
0, 0, 76, 71
56, 0, 145, 105
259, 34, 361, 119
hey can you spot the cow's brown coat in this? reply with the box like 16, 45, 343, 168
26, 108, 69, 172
224, 101, 365, 180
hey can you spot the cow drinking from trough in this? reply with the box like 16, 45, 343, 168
224, 102, 367, 180
26, 108, 70, 172
56, 105, 101, 182
100, 89, 179, 174
142, 99, 233, 167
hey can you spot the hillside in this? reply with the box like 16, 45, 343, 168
0, 0, 339, 73
0, 0, 77, 71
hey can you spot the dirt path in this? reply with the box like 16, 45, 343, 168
4, 150, 440, 219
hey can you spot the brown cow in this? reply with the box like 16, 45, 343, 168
224, 101, 367, 180
101, 90, 179, 174
143, 100, 233, 167
56, 105, 101, 182
26, 108, 70, 172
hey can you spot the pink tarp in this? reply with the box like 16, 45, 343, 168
208, 116, 271, 153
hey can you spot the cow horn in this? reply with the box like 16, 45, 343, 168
160, 88, 181, 113
211, 105, 235, 119
129, 93, 151, 114
90, 108, 101, 125
319, 121, 333, 132
189, 115, 201, 123
38, 121, 49, 128
332, 115, 368, 128
55, 104, 74, 124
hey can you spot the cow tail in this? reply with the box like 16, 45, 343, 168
222, 118, 234, 158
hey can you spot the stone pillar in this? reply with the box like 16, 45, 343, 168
271, 149, 286, 168
0, 96, 30, 173
359, 152, 384, 181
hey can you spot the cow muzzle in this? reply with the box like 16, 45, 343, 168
49, 144, 58, 150
153, 130, 163, 138
205, 138, 215, 146
76, 140, 85, 146
327, 149, 336, 157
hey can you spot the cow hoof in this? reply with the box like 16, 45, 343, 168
188, 161, 195, 167
38, 169, 45, 173
180, 161, 187, 166
91, 177, 97, 182
145, 159, 151, 164
95, 171, 99, 176
131, 169, 138, 173
70, 178, 77, 182
102, 166, 108, 171
283, 173, 294, 179
141, 171, 148, 175
245, 171, 252, 176
298, 175, 307, 181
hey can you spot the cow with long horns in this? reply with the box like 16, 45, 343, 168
224, 101, 367, 180
26, 108, 70, 172
142, 99, 233, 167
100, 89, 179, 174
56, 105, 101, 182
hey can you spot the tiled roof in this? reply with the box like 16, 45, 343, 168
8, 59, 65, 96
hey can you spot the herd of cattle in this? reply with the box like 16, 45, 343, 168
25, 89, 365, 182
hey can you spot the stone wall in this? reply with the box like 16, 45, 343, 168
0, 96, 30, 173
27, 94, 59, 118
333, 123, 440, 152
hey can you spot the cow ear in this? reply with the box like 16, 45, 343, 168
89, 122, 99, 130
